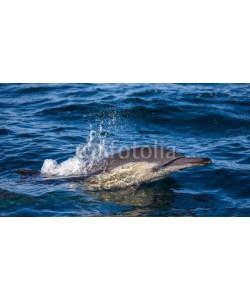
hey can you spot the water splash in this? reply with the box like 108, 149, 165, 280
41, 124, 108, 176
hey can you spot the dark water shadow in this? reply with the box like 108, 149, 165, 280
80, 178, 172, 216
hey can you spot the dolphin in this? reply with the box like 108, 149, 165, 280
15, 146, 212, 189
82, 147, 212, 189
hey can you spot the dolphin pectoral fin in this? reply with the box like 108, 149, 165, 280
151, 157, 185, 172
15, 169, 41, 176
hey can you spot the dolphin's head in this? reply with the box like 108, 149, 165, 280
154, 156, 212, 176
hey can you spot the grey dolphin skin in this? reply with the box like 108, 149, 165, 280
15, 146, 212, 188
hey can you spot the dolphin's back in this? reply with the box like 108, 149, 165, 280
105, 147, 184, 171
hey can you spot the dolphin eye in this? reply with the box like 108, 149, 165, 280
167, 152, 174, 158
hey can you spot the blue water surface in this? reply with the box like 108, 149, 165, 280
0, 83, 249, 216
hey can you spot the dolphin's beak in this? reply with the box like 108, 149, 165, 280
171, 157, 212, 168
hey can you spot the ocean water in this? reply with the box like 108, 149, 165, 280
0, 83, 249, 217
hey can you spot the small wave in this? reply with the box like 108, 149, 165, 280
9, 84, 67, 95
122, 97, 147, 104
0, 128, 12, 135
129, 89, 163, 98
36, 103, 114, 116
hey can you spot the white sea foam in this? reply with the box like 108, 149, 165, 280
41, 125, 108, 176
